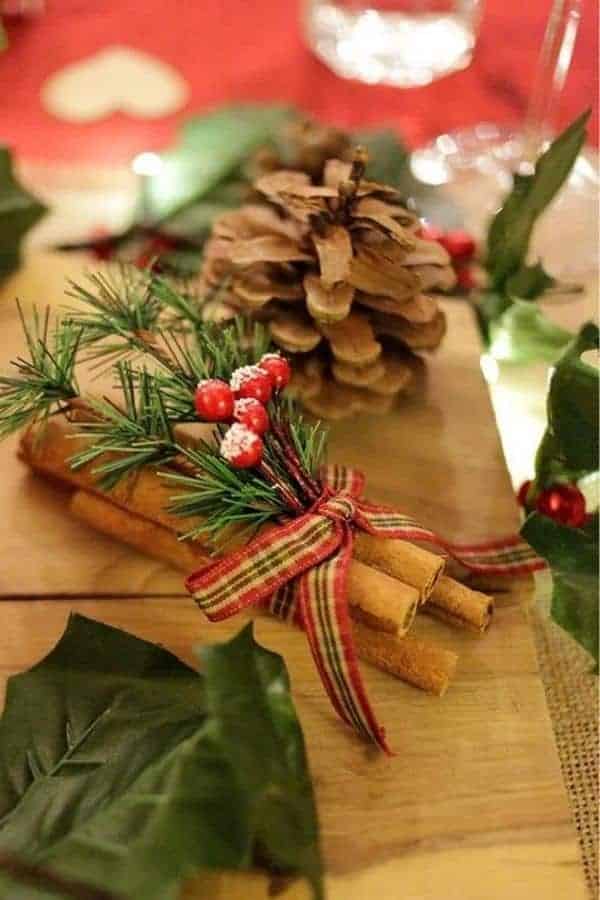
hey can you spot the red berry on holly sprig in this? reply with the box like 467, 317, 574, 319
234, 398, 270, 435
220, 423, 264, 469
258, 353, 291, 390
455, 264, 476, 292
536, 483, 587, 528
517, 479, 533, 509
194, 379, 234, 422
440, 229, 476, 262
230, 365, 273, 404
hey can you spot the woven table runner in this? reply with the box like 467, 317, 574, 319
532, 605, 599, 897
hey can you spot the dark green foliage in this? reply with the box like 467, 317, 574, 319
0, 615, 323, 899
521, 323, 599, 664
0, 147, 46, 280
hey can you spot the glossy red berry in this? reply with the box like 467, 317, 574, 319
517, 480, 533, 508
536, 483, 587, 528
194, 379, 234, 422
220, 423, 263, 469
230, 365, 273, 404
258, 353, 292, 390
418, 222, 445, 244
234, 398, 270, 435
440, 230, 476, 262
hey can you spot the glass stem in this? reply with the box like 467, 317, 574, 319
522, 0, 584, 161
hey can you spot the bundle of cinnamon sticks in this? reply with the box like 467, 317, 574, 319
19, 418, 494, 696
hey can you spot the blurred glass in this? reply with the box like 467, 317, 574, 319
303, 0, 484, 87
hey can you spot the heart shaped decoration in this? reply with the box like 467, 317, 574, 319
41, 45, 189, 123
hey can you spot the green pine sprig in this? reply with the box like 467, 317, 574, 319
70, 363, 179, 491
0, 304, 81, 438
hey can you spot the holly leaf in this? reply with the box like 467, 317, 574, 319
521, 513, 599, 665
488, 300, 572, 363
145, 105, 295, 220
546, 321, 599, 472
0, 615, 323, 900
505, 261, 555, 300
486, 111, 590, 289
0, 146, 46, 280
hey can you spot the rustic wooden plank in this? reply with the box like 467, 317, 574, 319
0, 253, 586, 897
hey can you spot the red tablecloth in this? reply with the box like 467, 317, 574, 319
2, 0, 598, 166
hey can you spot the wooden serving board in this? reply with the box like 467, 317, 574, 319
0, 253, 587, 899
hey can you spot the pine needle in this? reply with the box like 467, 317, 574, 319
0, 304, 81, 437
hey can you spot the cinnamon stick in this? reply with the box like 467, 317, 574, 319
426, 575, 494, 633
70, 490, 211, 573
353, 531, 444, 601
21, 419, 491, 636
69, 490, 419, 636
352, 620, 458, 696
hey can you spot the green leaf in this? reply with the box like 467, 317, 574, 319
546, 322, 599, 471
505, 261, 555, 300
198, 624, 323, 899
488, 300, 572, 363
486, 111, 590, 288
0, 21, 7, 52
521, 513, 598, 665
145, 105, 295, 220
0, 146, 46, 281
351, 129, 409, 186
0, 615, 323, 899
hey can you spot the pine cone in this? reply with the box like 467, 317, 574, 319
249, 117, 352, 182
202, 150, 455, 419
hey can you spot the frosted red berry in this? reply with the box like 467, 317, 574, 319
440, 230, 476, 262
234, 398, 270, 435
220, 423, 263, 469
259, 353, 291, 390
194, 379, 234, 422
517, 480, 533, 508
536, 483, 587, 528
230, 365, 273, 404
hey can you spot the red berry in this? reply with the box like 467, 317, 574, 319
517, 480, 533, 508
440, 230, 476, 262
258, 353, 292, 390
220, 423, 263, 469
418, 222, 445, 244
536, 483, 587, 528
230, 365, 273, 404
455, 264, 476, 292
234, 398, 270, 435
194, 379, 234, 422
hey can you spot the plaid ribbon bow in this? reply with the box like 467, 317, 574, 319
186, 465, 546, 753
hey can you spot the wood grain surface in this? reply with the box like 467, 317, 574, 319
0, 253, 587, 898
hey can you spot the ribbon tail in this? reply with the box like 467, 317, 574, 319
297, 526, 391, 754
354, 503, 547, 576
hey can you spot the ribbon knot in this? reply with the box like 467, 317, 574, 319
317, 492, 357, 523
186, 464, 545, 754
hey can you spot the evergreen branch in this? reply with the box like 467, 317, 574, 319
70, 364, 178, 490
0, 304, 81, 438
65, 266, 162, 361
164, 440, 288, 544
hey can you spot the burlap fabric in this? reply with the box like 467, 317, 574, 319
531, 604, 599, 898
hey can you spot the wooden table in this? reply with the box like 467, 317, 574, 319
0, 253, 588, 899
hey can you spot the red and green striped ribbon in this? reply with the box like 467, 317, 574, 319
186, 465, 546, 753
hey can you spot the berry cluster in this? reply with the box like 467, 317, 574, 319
517, 480, 588, 528
419, 223, 478, 292
194, 353, 291, 469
